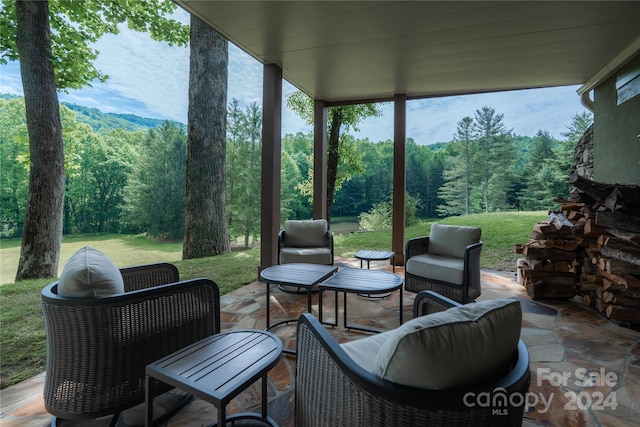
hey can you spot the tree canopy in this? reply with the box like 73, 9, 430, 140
0, 0, 189, 90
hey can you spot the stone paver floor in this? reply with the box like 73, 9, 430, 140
2, 257, 639, 427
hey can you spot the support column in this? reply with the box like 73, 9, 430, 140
392, 94, 407, 265
260, 64, 282, 271
313, 100, 328, 220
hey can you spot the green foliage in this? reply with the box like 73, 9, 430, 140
227, 100, 262, 248
0, 97, 29, 237
286, 91, 383, 218
358, 194, 420, 231
0, 96, 590, 240
0, 0, 189, 90
124, 121, 187, 238
358, 200, 392, 231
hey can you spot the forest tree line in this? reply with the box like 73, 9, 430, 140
1, 95, 592, 247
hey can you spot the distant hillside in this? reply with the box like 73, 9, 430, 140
63, 103, 181, 132
1, 93, 181, 132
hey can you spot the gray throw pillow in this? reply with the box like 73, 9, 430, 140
372, 298, 522, 389
58, 246, 124, 298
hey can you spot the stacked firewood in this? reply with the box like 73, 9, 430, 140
515, 174, 640, 324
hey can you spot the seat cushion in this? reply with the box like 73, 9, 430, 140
58, 246, 124, 298
406, 253, 465, 285
371, 298, 522, 389
284, 219, 328, 247
428, 223, 481, 258
279, 247, 332, 265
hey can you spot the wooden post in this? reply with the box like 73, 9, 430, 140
260, 64, 282, 271
392, 94, 407, 265
313, 100, 328, 220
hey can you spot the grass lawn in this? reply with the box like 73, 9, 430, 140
0, 211, 546, 389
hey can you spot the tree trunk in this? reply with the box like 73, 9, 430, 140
325, 109, 342, 225
15, 0, 65, 281
182, 15, 230, 259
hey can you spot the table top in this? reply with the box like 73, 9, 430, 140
319, 267, 403, 294
354, 249, 395, 260
146, 330, 281, 405
259, 263, 338, 287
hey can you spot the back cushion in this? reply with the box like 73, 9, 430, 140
428, 223, 481, 258
284, 219, 328, 247
58, 246, 124, 298
372, 298, 522, 389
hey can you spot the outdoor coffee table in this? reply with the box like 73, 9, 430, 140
318, 268, 404, 333
259, 263, 338, 353
355, 249, 396, 273
145, 330, 282, 427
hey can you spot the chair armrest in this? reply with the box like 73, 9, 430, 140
463, 241, 483, 266
277, 230, 286, 264
120, 262, 180, 292
405, 236, 429, 259
413, 290, 461, 317
327, 231, 334, 263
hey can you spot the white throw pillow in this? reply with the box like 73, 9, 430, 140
372, 298, 522, 389
58, 246, 124, 297
428, 223, 481, 258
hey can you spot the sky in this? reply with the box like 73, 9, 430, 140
0, 9, 591, 145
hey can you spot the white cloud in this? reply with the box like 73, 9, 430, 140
351, 86, 588, 144
1, 17, 589, 144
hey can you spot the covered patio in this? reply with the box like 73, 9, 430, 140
175, 1, 640, 271
3, 259, 640, 426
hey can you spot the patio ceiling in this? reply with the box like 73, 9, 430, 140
175, 1, 640, 104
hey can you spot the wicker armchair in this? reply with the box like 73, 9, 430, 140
405, 223, 483, 303
277, 219, 334, 266
295, 291, 530, 427
41, 262, 221, 425
277, 219, 334, 293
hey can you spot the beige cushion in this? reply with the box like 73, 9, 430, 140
284, 219, 328, 247
371, 298, 522, 389
58, 246, 124, 298
428, 223, 481, 258
279, 247, 333, 265
405, 254, 464, 285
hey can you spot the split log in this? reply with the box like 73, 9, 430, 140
602, 287, 640, 309
599, 269, 633, 288
570, 174, 640, 212
526, 259, 572, 272
584, 219, 606, 237
596, 211, 640, 234
606, 305, 640, 322
526, 280, 577, 300
540, 238, 583, 251
523, 244, 577, 262
600, 246, 640, 269
624, 275, 640, 288
598, 235, 640, 252
533, 223, 567, 235
607, 227, 640, 246
570, 174, 612, 202
522, 270, 577, 286
602, 258, 640, 276
583, 293, 595, 306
